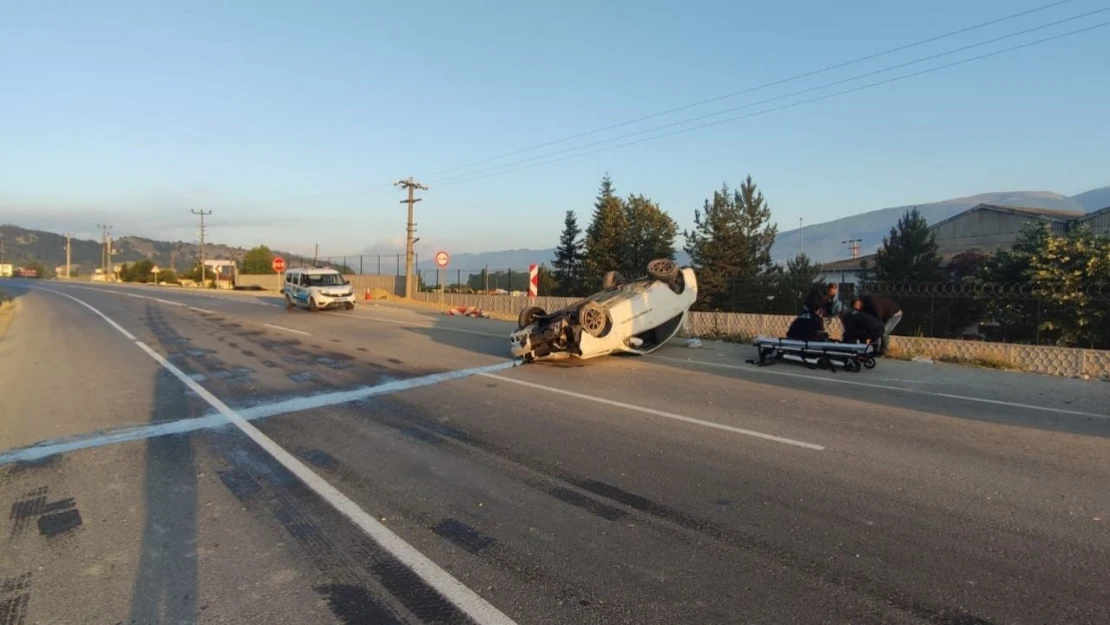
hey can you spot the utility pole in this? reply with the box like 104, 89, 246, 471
192, 210, 212, 285
313, 243, 318, 267
64, 233, 73, 278
394, 177, 427, 298
842, 238, 862, 259
97, 224, 112, 279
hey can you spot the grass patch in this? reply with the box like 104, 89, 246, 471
0, 289, 12, 311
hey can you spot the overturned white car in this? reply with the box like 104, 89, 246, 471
510, 259, 697, 362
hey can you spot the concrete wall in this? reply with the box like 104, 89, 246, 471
236, 273, 401, 294
415, 292, 1110, 380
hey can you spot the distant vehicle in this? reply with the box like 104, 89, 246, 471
281, 267, 355, 311
510, 259, 697, 362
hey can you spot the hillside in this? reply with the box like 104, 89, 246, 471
1072, 186, 1110, 212
0, 225, 290, 275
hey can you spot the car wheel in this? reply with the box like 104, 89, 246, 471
647, 258, 678, 284
577, 301, 608, 338
286, 294, 295, 310
309, 297, 318, 312
602, 271, 625, 290
345, 302, 355, 311
517, 305, 546, 329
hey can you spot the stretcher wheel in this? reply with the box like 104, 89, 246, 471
863, 357, 876, 369
847, 359, 862, 372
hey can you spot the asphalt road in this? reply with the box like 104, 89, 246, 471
1, 280, 1107, 625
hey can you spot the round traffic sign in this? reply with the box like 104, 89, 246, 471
272, 257, 286, 272
435, 251, 450, 268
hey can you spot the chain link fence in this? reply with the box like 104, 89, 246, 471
728, 278, 1110, 349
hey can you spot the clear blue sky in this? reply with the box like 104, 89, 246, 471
2, 0, 1107, 257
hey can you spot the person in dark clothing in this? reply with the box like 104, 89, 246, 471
840, 308, 885, 346
853, 295, 903, 355
786, 311, 827, 342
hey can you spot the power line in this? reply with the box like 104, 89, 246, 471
431, 7, 1110, 186
432, 19, 1110, 189
425, 0, 1078, 178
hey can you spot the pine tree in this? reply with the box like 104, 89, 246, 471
784, 253, 822, 285
621, 194, 677, 276
683, 175, 778, 310
583, 174, 627, 290
873, 208, 944, 281
551, 210, 584, 296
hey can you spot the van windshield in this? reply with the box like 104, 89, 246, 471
306, 273, 345, 287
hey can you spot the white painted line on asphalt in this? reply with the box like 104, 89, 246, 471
481, 373, 825, 451
653, 355, 1110, 420
42, 288, 137, 340
189, 306, 216, 314
0, 361, 518, 465
333, 312, 504, 337
264, 323, 312, 336
153, 297, 186, 307
31, 288, 520, 625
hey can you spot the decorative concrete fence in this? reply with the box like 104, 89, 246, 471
414, 292, 1110, 380
235, 273, 401, 295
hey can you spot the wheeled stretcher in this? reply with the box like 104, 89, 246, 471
750, 336, 877, 373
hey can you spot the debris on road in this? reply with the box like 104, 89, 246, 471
685, 338, 703, 348
912, 356, 935, 364
445, 306, 488, 318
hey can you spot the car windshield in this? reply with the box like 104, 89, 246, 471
306, 273, 345, 287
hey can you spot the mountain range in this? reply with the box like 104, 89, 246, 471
4, 185, 1107, 274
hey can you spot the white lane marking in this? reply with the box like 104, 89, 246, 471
653, 355, 1110, 420
41, 288, 136, 340
153, 297, 186, 307
0, 361, 518, 465
263, 323, 312, 336
189, 306, 215, 314
33, 289, 520, 625
481, 373, 824, 451
333, 312, 504, 337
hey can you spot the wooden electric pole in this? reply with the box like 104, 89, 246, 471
394, 177, 427, 298
64, 233, 73, 278
192, 210, 212, 285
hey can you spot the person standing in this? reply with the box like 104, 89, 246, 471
853, 295, 902, 355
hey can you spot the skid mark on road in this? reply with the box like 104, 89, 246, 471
30, 286, 520, 625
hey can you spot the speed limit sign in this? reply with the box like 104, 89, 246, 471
435, 251, 450, 268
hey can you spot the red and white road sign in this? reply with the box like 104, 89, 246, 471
272, 257, 286, 272
435, 251, 450, 268
528, 264, 538, 298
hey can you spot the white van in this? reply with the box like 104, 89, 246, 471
281, 267, 356, 311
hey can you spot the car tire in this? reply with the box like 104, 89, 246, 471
286, 294, 295, 310
345, 302, 355, 311
602, 271, 625, 290
577, 301, 608, 338
309, 297, 318, 312
517, 305, 546, 329
647, 258, 679, 284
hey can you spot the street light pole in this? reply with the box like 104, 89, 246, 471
192, 210, 212, 285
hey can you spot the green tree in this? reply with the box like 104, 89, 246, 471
122, 259, 155, 283
537, 263, 557, 296
583, 174, 627, 291
946, 249, 989, 281
621, 194, 677, 277
1030, 226, 1110, 348
241, 245, 275, 274
683, 175, 777, 310
783, 253, 822, 285
873, 208, 944, 281
551, 210, 585, 296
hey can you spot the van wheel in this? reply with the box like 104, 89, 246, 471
309, 297, 319, 312
647, 258, 678, 284
285, 295, 295, 310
